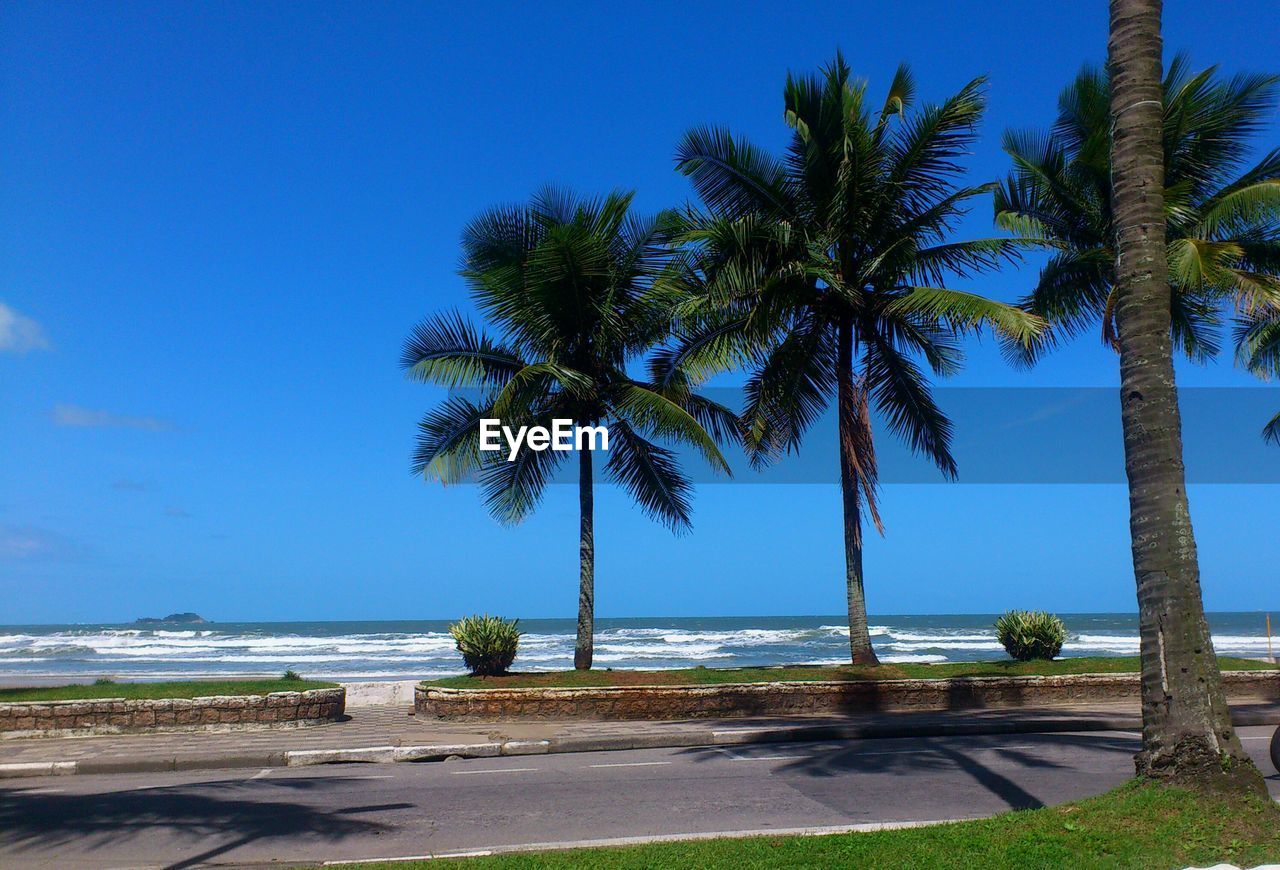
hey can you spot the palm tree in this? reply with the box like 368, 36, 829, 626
1105, 0, 1261, 790
994, 57, 1280, 367
401, 188, 734, 670
661, 54, 1043, 664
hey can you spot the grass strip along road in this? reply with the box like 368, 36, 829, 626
349, 781, 1280, 869
0, 678, 337, 702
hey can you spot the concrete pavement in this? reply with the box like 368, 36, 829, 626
0, 725, 1276, 868
2, 700, 1277, 780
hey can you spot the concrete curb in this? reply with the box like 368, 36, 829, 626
322, 818, 966, 865
0, 761, 76, 779
2, 708, 1272, 780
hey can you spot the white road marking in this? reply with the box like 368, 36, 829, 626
735, 755, 811, 761
249, 768, 272, 779
850, 744, 1044, 757
588, 761, 673, 768
449, 767, 538, 776
718, 748, 811, 762
1241, 735, 1275, 742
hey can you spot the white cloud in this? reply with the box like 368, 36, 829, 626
0, 303, 50, 353
0, 524, 78, 561
112, 479, 152, 492
52, 404, 177, 432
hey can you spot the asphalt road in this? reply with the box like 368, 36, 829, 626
1, 726, 1276, 869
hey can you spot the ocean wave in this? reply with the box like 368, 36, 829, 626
0, 644, 97, 659
593, 643, 735, 660
885, 641, 1006, 651
819, 624, 876, 635
0, 618, 1270, 679
885, 632, 995, 642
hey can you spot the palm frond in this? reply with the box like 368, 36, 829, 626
603, 421, 694, 533
1235, 309, 1280, 378
610, 383, 731, 475
411, 396, 490, 484
477, 411, 568, 525
864, 335, 956, 477
1004, 248, 1114, 366
909, 237, 1045, 284
840, 379, 884, 539
878, 63, 916, 124
1168, 290, 1223, 363
1264, 411, 1280, 446
1196, 170, 1280, 237
675, 126, 794, 218
890, 76, 987, 206
400, 312, 526, 388
886, 286, 1046, 346
489, 363, 595, 421
739, 315, 835, 468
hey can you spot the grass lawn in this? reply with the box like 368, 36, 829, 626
352, 781, 1280, 869
423, 655, 1276, 689
0, 678, 338, 702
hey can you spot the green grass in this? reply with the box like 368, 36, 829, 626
423, 656, 1275, 689
0, 678, 338, 702
352, 781, 1280, 869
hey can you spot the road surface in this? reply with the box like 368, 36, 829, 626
1, 725, 1276, 868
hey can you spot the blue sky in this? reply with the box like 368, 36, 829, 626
1, 1, 1277, 624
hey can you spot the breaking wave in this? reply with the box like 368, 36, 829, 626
0, 614, 1270, 680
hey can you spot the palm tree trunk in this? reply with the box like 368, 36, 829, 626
1108, 0, 1260, 791
837, 316, 879, 665
574, 444, 595, 670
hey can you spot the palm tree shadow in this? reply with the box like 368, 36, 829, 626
0, 775, 409, 869
678, 733, 1137, 812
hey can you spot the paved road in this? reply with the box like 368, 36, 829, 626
1, 726, 1276, 869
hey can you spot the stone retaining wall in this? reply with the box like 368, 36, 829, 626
0, 687, 345, 737
415, 671, 1279, 721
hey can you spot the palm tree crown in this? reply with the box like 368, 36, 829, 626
401, 188, 733, 668
996, 56, 1280, 365
403, 187, 732, 526
663, 54, 1042, 662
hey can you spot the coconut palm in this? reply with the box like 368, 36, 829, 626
1103, 0, 1260, 789
994, 56, 1280, 369
401, 188, 734, 669
660, 54, 1043, 663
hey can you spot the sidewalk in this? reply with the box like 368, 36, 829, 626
1, 700, 1276, 779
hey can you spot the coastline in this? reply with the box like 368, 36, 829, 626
2, 613, 1275, 685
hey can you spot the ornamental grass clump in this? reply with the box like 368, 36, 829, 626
449, 615, 520, 676
996, 610, 1067, 661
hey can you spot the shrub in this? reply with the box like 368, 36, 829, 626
996, 610, 1067, 661
93, 677, 115, 686
282, 669, 303, 681
449, 615, 520, 676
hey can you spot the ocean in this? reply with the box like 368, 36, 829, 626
0, 613, 1274, 683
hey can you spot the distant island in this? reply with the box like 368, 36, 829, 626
134, 613, 209, 625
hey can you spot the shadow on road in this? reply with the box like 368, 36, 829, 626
677, 732, 1138, 812
0, 775, 408, 869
